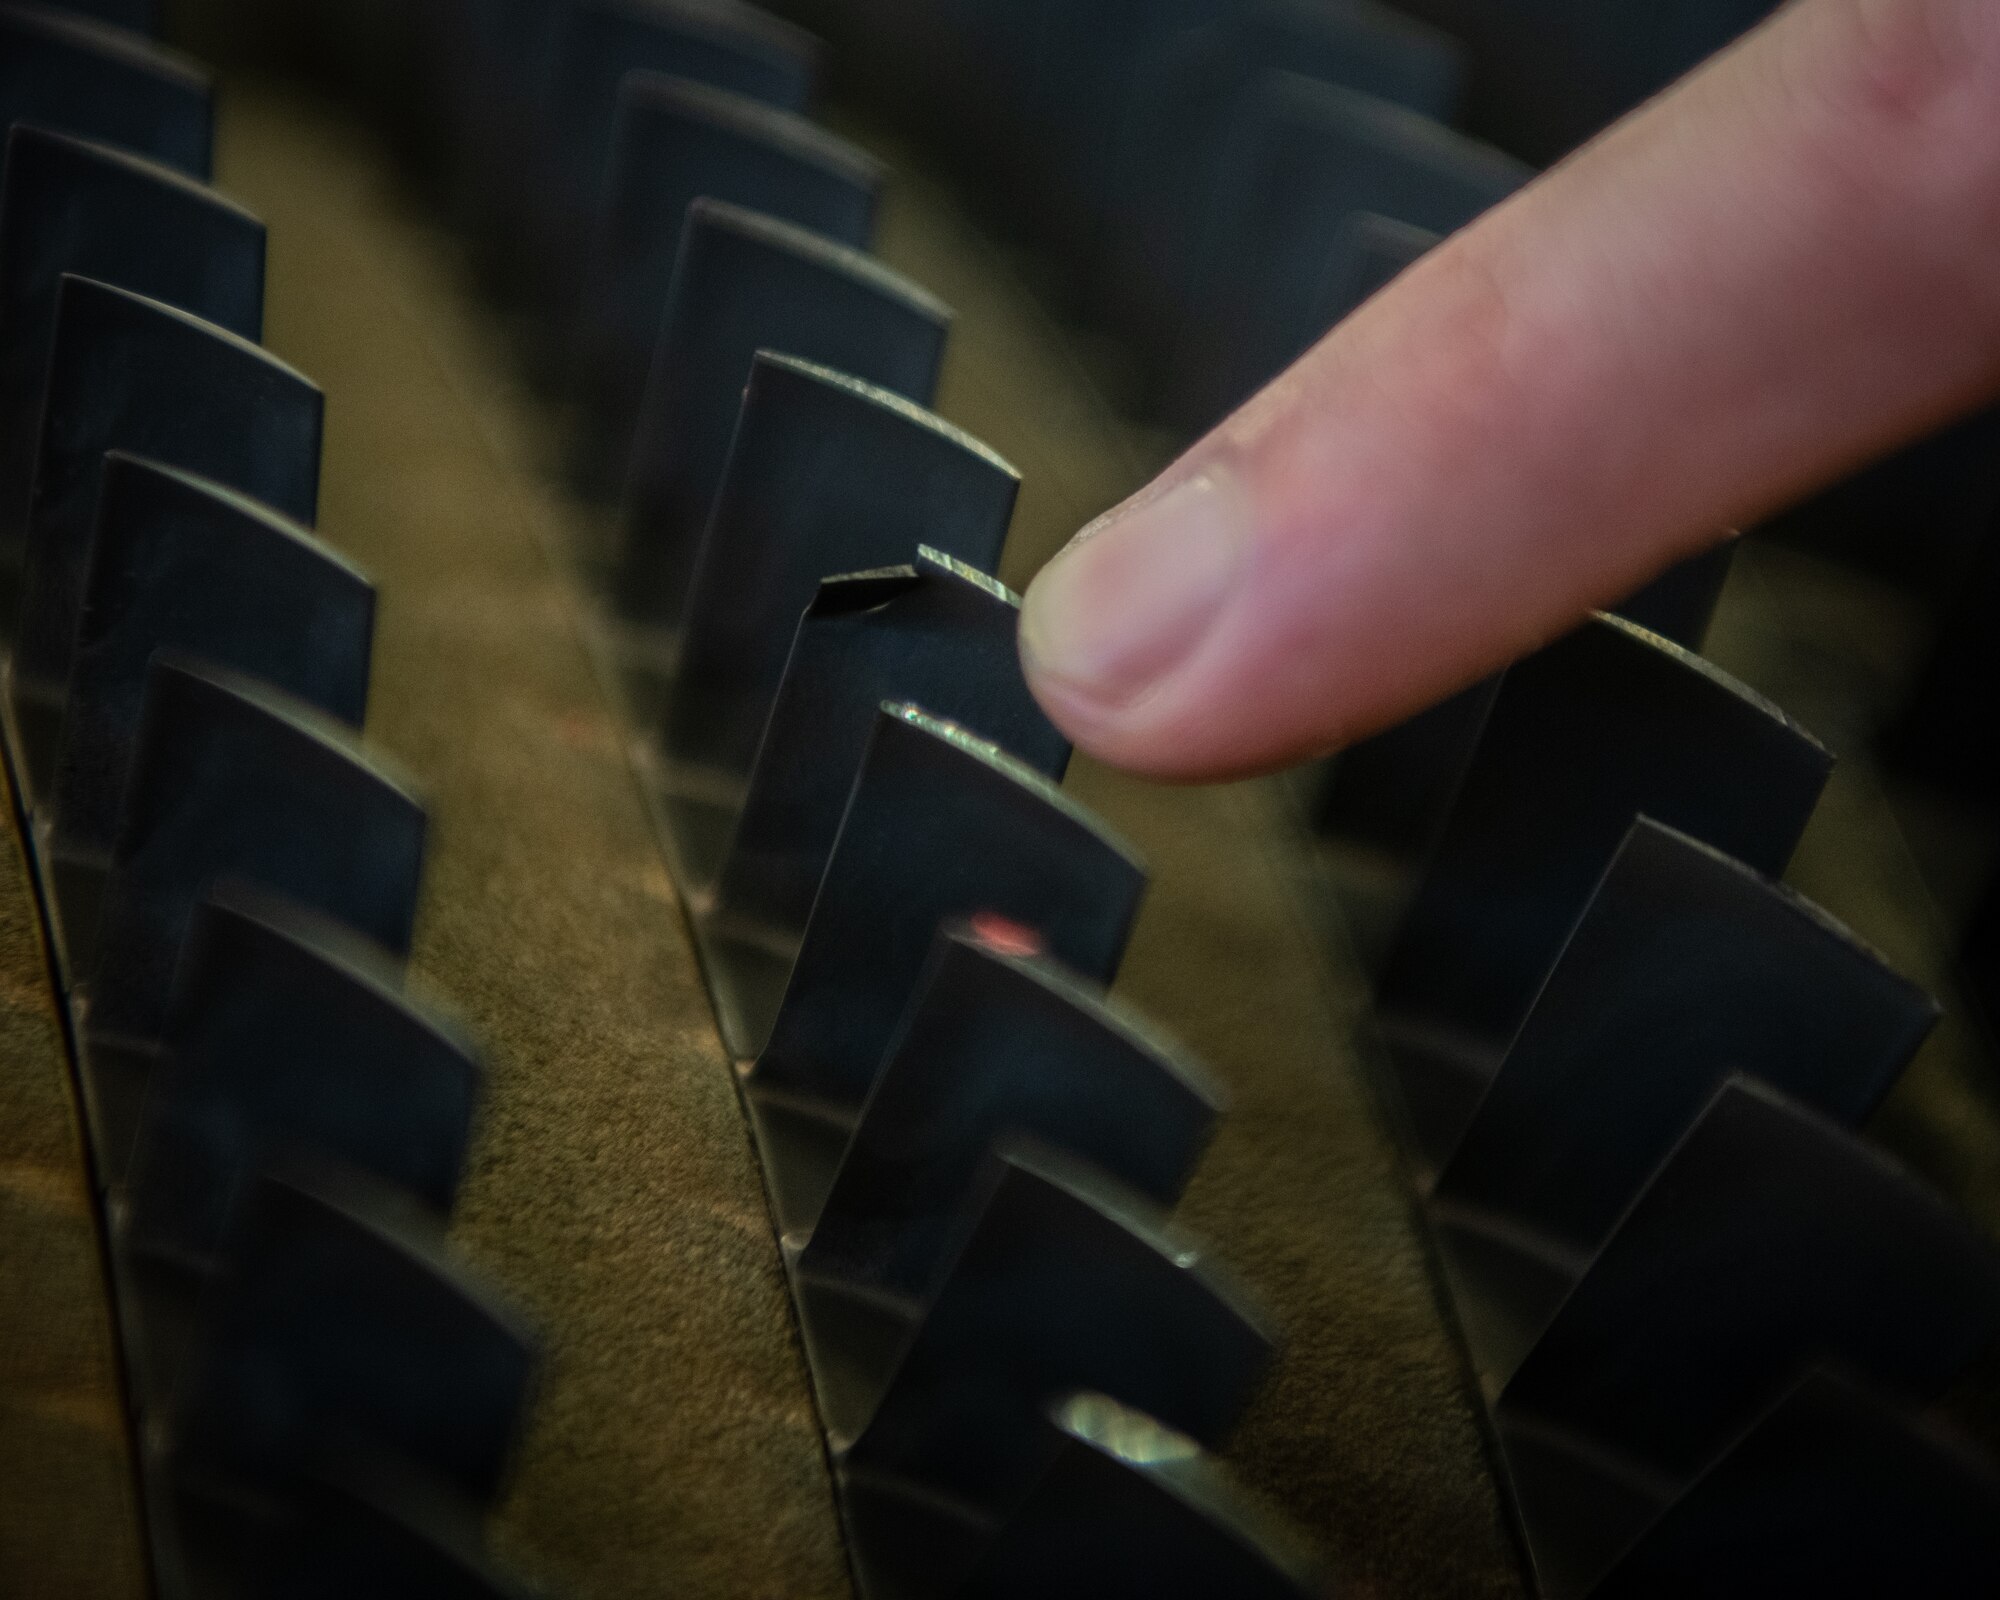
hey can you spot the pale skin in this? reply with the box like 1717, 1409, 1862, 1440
1017, 0, 2000, 779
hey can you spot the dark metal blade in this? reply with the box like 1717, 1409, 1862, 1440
841, 1142, 1272, 1512
157, 1448, 534, 1600
122, 883, 480, 1268
164, 1161, 536, 1506
1171, 73, 1528, 424
613, 200, 950, 622
86, 657, 427, 1049
1374, 614, 1831, 1162
744, 702, 1144, 1105
12, 275, 322, 778
530, 0, 821, 314
1433, 817, 1935, 1290
663, 353, 1017, 780
1312, 672, 1499, 864
48, 454, 372, 860
1498, 1078, 2000, 1487
575, 75, 881, 483
1314, 548, 1737, 860
0, 3, 212, 177
800, 921, 1222, 1300
704, 550, 1065, 921
1587, 1370, 2000, 1600
1086, 6, 1461, 353
955, 1392, 1324, 1600
0, 127, 263, 578
1615, 545, 1737, 648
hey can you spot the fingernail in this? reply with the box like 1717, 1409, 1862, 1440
1019, 467, 1249, 708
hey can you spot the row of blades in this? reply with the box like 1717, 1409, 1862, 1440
439, 0, 2000, 1597
14, 0, 2000, 1597
0, 4, 555, 1597
1, 3, 1323, 1599
413, 1, 1333, 1595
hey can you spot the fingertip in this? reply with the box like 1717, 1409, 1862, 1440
1016, 468, 1251, 726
